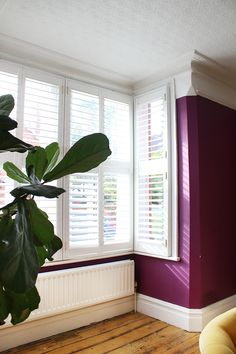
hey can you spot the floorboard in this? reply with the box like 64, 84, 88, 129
3, 312, 200, 354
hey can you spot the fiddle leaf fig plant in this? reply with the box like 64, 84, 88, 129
0, 94, 111, 326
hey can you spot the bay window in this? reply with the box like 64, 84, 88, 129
0, 60, 178, 262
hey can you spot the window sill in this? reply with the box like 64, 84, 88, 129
42, 250, 180, 273
134, 251, 180, 262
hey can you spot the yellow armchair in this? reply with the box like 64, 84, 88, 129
199, 308, 236, 354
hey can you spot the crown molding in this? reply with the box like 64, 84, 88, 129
135, 50, 236, 111
0, 33, 133, 94
191, 50, 236, 110
0, 35, 236, 108
192, 50, 236, 90
133, 50, 195, 92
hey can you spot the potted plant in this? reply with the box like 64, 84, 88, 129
0, 94, 111, 326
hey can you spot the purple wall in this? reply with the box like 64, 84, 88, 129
135, 95, 236, 309
197, 96, 236, 306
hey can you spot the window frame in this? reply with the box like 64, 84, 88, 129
134, 83, 179, 260
63, 79, 134, 260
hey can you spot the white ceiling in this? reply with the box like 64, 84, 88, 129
0, 0, 236, 87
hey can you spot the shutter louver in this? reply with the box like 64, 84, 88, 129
70, 173, 98, 247
24, 78, 59, 146
0, 170, 15, 208
104, 98, 130, 161
0, 71, 18, 208
135, 91, 169, 256
103, 174, 130, 244
103, 98, 131, 245
69, 90, 99, 248
0, 71, 18, 120
70, 90, 99, 144
24, 77, 60, 228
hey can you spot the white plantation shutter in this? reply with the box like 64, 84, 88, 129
104, 98, 130, 161
0, 70, 18, 118
0, 61, 134, 261
23, 76, 60, 227
70, 173, 98, 247
70, 90, 99, 143
68, 89, 99, 249
135, 87, 174, 257
103, 174, 131, 244
0, 70, 18, 208
24, 78, 59, 146
66, 87, 132, 258
103, 98, 132, 246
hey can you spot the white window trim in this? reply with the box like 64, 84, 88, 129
134, 81, 179, 261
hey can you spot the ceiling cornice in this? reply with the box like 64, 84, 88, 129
0, 33, 133, 94
133, 50, 195, 92
191, 50, 236, 110
191, 50, 236, 90
0, 34, 236, 109
135, 50, 236, 111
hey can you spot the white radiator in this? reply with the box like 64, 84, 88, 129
30, 259, 134, 321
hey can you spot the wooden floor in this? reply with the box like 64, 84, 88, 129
3, 312, 200, 354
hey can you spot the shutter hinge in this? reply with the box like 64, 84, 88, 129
164, 93, 167, 101
165, 172, 168, 180
164, 239, 168, 248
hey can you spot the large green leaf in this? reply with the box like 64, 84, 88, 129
45, 234, 62, 260
44, 133, 111, 182
36, 235, 62, 265
26, 199, 54, 245
26, 147, 48, 181
3, 161, 31, 184
0, 115, 17, 131
0, 131, 34, 153
0, 94, 14, 116
36, 246, 49, 266
11, 184, 65, 199
44, 142, 60, 175
0, 199, 18, 215
0, 285, 9, 325
0, 203, 40, 293
7, 286, 40, 325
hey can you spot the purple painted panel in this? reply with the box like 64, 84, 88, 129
197, 96, 236, 306
184, 97, 202, 308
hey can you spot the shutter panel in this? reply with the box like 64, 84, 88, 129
70, 173, 98, 247
103, 174, 130, 244
135, 89, 169, 256
23, 77, 60, 227
104, 98, 130, 161
24, 78, 59, 146
0, 70, 18, 208
103, 99, 131, 245
0, 70, 18, 119
69, 90, 99, 248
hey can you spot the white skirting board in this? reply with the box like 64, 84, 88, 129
137, 293, 236, 332
0, 295, 134, 351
